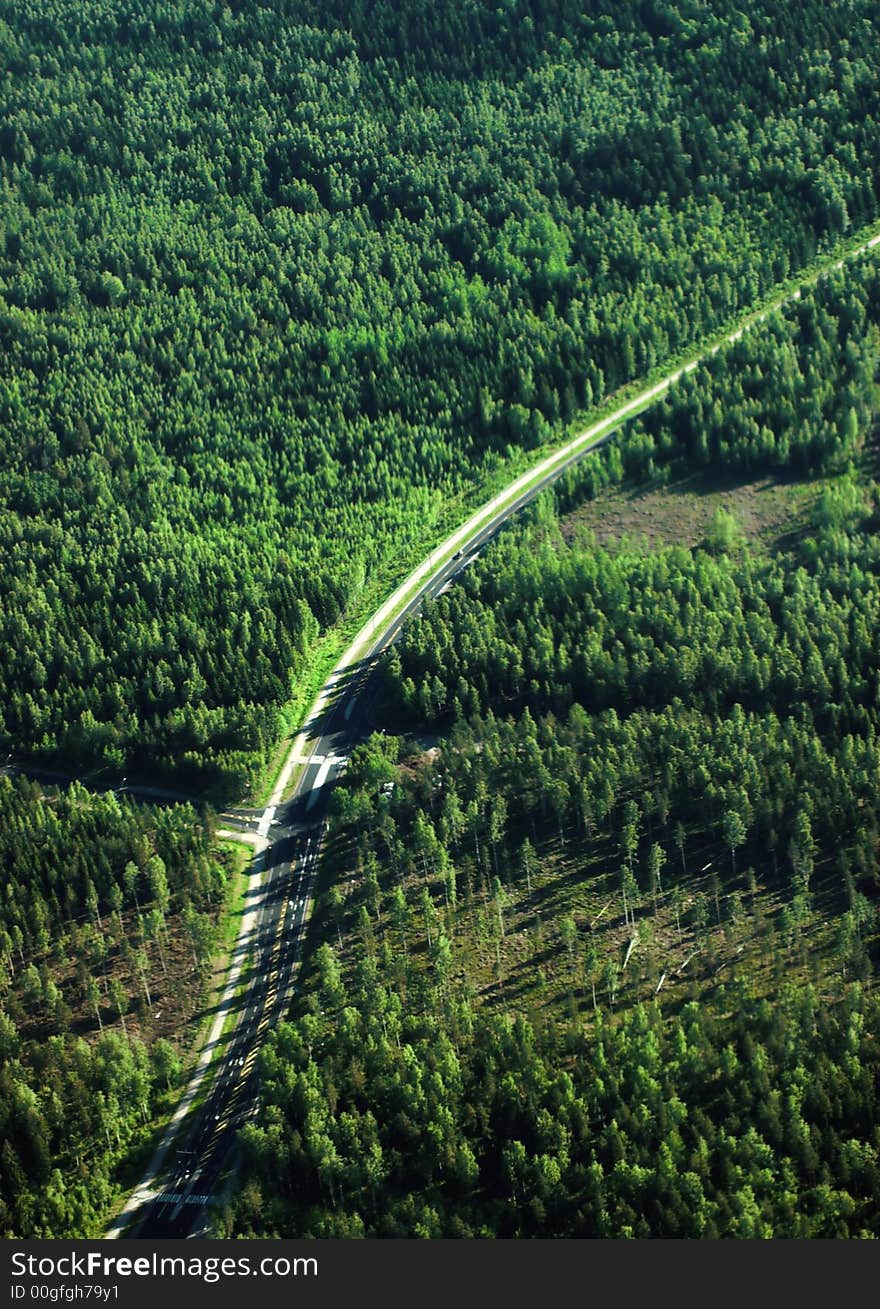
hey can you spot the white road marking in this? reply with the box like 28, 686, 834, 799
306, 758, 334, 810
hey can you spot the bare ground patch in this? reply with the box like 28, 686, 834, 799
560, 469, 817, 553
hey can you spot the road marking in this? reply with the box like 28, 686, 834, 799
306, 757, 334, 810
256, 805, 276, 838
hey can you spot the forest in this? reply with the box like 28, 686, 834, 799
2, 0, 880, 1244
0, 775, 230, 1237
228, 257, 880, 1237
1, 1, 879, 790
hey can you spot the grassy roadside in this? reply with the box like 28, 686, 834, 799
248, 219, 880, 809
215, 840, 252, 954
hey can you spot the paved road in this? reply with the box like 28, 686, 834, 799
109, 223, 880, 1237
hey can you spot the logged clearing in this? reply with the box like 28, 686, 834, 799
560, 469, 817, 552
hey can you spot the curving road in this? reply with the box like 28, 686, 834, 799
109, 225, 880, 1238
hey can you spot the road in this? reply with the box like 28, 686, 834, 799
107, 223, 880, 1237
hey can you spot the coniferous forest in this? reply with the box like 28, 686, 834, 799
1, 0, 879, 790
0, 775, 228, 1236
0, 0, 879, 1242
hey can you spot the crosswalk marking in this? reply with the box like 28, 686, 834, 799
288, 750, 347, 766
